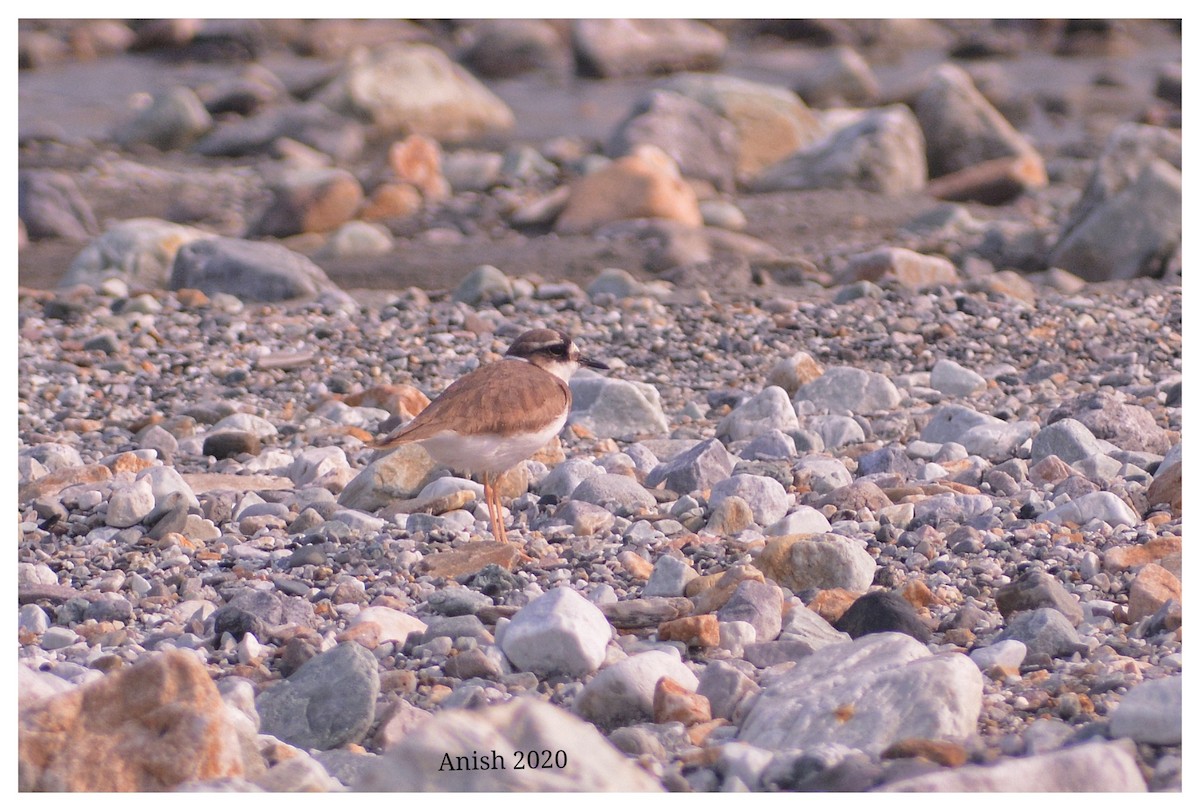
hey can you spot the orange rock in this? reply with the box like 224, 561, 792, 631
361, 182, 423, 221
658, 614, 720, 648
19, 650, 245, 791
556, 145, 702, 234
1102, 536, 1182, 571
900, 579, 944, 609
1127, 563, 1181, 624
388, 135, 449, 201
342, 384, 431, 420
1146, 462, 1181, 514
806, 588, 861, 624
882, 737, 969, 768
617, 550, 654, 579
337, 621, 382, 649
686, 564, 764, 614
653, 676, 711, 726
18, 464, 113, 502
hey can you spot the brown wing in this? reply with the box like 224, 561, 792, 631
372, 359, 570, 448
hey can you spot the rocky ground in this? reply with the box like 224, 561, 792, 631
17, 19, 1182, 792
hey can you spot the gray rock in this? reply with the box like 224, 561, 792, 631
994, 608, 1084, 661
569, 376, 670, 440
112, 85, 212, 150
574, 650, 698, 728
833, 590, 931, 642
1029, 418, 1103, 466
256, 642, 380, 750
317, 42, 513, 140
835, 246, 958, 288
538, 457, 603, 499
426, 587, 493, 617
1109, 675, 1182, 745
913, 62, 1042, 179
751, 105, 926, 196
883, 740, 1146, 792
995, 569, 1083, 626
286, 446, 350, 487
170, 237, 342, 302
741, 429, 797, 461
610, 89, 738, 192
738, 633, 982, 755
795, 366, 901, 414
716, 386, 799, 442
498, 587, 611, 678
196, 101, 365, 163
717, 579, 783, 643
570, 473, 656, 516
452, 264, 513, 306
459, 19, 570, 79
790, 45, 881, 107
422, 614, 493, 645
659, 72, 822, 182
1040, 491, 1139, 528
1051, 123, 1181, 282
572, 19, 725, 79
929, 358, 987, 396
709, 474, 790, 526
61, 218, 210, 291
1056, 391, 1172, 455
586, 267, 644, 300
356, 698, 662, 790
644, 438, 734, 493
19, 170, 98, 241
643, 555, 699, 598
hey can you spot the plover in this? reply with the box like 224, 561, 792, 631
373, 328, 608, 545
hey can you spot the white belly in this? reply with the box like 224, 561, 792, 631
415, 414, 566, 476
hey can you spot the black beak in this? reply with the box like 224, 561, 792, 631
579, 354, 609, 370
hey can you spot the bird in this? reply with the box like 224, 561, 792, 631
372, 328, 608, 545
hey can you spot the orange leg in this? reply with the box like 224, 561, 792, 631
483, 473, 507, 544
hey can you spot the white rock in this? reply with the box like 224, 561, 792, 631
105, 477, 156, 527
930, 358, 987, 396
350, 606, 428, 644
356, 698, 662, 791
1040, 491, 1139, 528
716, 386, 799, 442
881, 740, 1146, 792
574, 649, 698, 728
499, 588, 611, 678
286, 446, 349, 487
765, 506, 833, 537
968, 639, 1027, 671
709, 474, 790, 526
738, 632, 982, 755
